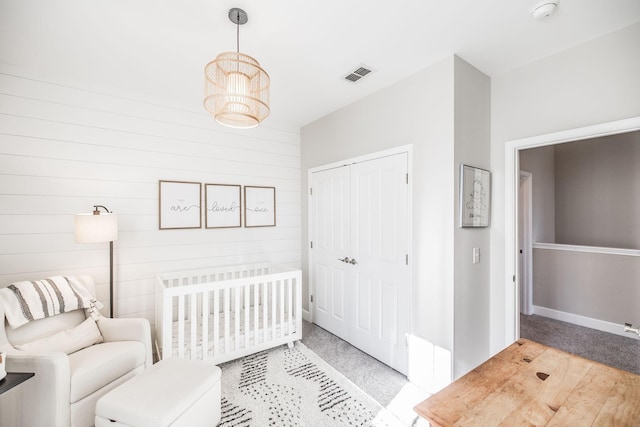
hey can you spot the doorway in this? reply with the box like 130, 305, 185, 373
309, 148, 411, 374
503, 116, 640, 346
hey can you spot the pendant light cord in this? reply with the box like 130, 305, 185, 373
236, 10, 240, 53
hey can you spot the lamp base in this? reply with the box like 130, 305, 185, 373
109, 240, 114, 318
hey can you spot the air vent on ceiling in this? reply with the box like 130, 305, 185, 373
343, 64, 376, 83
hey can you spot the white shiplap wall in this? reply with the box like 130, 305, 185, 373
0, 71, 301, 329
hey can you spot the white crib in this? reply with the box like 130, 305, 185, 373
155, 263, 302, 364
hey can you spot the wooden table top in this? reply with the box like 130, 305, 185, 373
414, 338, 640, 426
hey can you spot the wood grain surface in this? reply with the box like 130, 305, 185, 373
414, 339, 640, 426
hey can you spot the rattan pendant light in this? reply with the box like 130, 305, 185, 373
204, 8, 270, 129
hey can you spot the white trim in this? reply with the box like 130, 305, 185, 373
505, 116, 640, 151
504, 116, 640, 347
533, 243, 640, 257
532, 306, 640, 341
302, 308, 312, 323
307, 166, 314, 324
504, 138, 519, 344
308, 144, 414, 175
519, 171, 533, 315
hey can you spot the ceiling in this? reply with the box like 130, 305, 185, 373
1, 0, 639, 129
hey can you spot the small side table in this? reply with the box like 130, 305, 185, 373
0, 372, 35, 395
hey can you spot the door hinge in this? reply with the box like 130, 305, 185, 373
310, 295, 313, 303
513, 275, 516, 283
310, 241, 313, 249
406, 254, 408, 265
310, 187, 313, 196
406, 173, 409, 184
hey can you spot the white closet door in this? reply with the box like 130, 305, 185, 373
311, 165, 351, 341
310, 152, 409, 374
349, 153, 409, 374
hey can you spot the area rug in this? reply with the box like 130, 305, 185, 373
216, 342, 406, 427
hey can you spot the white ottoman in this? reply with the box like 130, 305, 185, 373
95, 358, 221, 427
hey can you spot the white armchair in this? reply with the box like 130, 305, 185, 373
0, 275, 152, 427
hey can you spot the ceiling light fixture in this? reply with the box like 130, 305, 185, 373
531, 0, 559, 20
204, 8, 270, 129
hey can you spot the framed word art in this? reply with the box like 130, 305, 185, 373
159, 180, 202, 230
244, 186, 276, 227
205, 184, 241, 228
459, 164, 491, 228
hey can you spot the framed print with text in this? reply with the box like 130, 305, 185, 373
244, 186, 276, 227
205, 183, 241, 228
159, 180, 201, 229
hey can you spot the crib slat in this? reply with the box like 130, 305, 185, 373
234, 286, 240, 352
214, 289, 220, 356
244, 284, 250, 349
278, 280, 286, 337
271, 280, 276, 342
202, 291, 209, 361
262, 282, 268, 343
178, 294, 185, 359
254, 283, 260, 344
190, 293, 197, 360
224, 287, 230, 354
288, 278, 293, 337
161, 287, 172, 360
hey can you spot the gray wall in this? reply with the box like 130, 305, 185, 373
533, 248, 640, 325
519, 131, 640, 249
555, 132, 640, 249
302, 56, 457, 387
453, 57, 491, 377
490, 22, 640, 353
302, 55, 492, 385
519, 146, 556, 243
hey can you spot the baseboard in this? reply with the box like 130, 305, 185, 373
302, 308, 312, 322
532, 306, 640, 340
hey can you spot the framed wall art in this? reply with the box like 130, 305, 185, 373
205, 183, 241, 228
459, 164, 491, 228
159, 180, 202, 230
244, 186, 276, 227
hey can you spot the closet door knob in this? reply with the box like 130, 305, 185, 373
338, 257, 350, 263
349, 258, 357, 265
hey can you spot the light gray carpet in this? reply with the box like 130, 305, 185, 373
520, 314, 640, 375
300, 321, 408, 408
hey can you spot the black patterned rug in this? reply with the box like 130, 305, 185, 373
217, 342, 405, 427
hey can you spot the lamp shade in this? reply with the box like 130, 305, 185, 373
203, 52, 270, 129
74, 213, 118, 243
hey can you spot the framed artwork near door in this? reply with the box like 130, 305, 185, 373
244, 186, 276, 227
459, 164, 491, 227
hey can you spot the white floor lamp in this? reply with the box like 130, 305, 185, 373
75, 205, 118, 318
